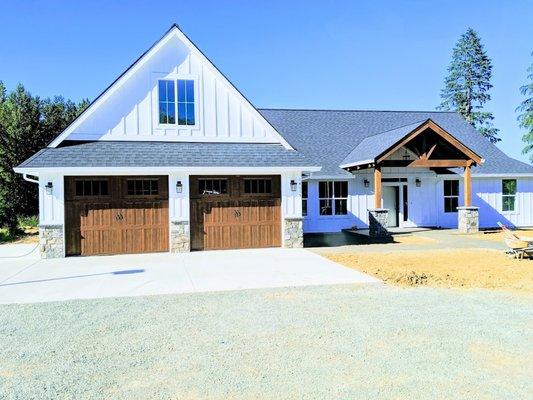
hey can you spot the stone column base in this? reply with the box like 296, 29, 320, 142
457, 206, 479, 234
39, 224, 64, 258
284, 218, 303, 248
170, 220, 190, 252
368, 209, 391, 238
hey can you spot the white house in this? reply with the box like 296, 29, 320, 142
15, 25, 533, 258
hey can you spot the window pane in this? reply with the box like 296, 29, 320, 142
159, 102, 168, 124
177, 80, 186, 102
319, 181, 332, 198
75, 181, 83, 196
167, 102, 175, 124
101, 181, 109, 196
334, 181, 348, 198
503, 179, 516, 195
302, 181, 308, 199
335, 199, 347, 215
302, 199, 307, 217
503, 196, 515, 212
186, 80, 195, 102
158, 80, 167, 101
319, 199, 332, 215
177, 103, 187, 125
221, 180, 228, 194
244, 180, 251, 193
186, 103, 195, 125
265, 179, 272, 193
166, 81, 175, 102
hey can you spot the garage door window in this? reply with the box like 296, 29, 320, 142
75, 180, 109, 197
127, 179, 159, 196
244, 179, 272, 194
199, 179, 228, 195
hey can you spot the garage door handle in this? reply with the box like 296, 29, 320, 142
115, 213, 124, 221
233, 209, 241, 218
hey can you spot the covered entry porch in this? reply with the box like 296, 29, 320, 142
340, 119, 483, 237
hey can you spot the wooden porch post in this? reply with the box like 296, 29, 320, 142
374, 166, 382, 208
464, 164, 472, 207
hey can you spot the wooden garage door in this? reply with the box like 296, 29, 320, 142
190, 176, 281, 250
65, 176, 169, 256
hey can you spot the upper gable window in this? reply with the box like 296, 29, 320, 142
177, 79, 195, 125
158, 80, 176, 124
158, 79, 196, 126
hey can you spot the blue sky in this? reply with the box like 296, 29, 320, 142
1, 0, 531, 162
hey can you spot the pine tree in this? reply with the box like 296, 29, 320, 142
439, 28, 500, 143
517, 54, 533, 162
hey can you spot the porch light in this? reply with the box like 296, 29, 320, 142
45, 181, 53, 195
363, 179, 370, 188
415, 178, 421, 187
290, 180, 297, 192
175, 181, 183, 193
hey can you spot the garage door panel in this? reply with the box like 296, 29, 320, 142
190, 176, 281, 250
65, 176, 169, 256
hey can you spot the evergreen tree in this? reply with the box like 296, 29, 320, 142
0, 82, 88, 233
439, 28, 500, 143
517, 54, 533, 162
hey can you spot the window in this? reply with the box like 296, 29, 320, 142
443, 180, 459, 213
177, 79, 195, 125
318, 181, 348, 216
75, 180, 109, 196
199, 179, 228, 195
302, 181, 308, 217
244, 179, 272, 194
158, 80, 176, 124
502, 179, 517, 212
127, 179, 159, 196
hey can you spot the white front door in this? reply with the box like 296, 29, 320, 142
382, 186, 399, 227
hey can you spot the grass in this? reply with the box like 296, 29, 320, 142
326, 248, 533, 293
0, 215, 39, 244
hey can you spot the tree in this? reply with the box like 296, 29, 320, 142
517, 54, 533, 162
438, 28, 500, 143
0, 82, 88, 233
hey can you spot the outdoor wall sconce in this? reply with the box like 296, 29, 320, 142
290, 180, 297, 191
175, 181, 183, 194
363, 179, 370, 188
45, 181, 53, 195
415, 178, 421, 187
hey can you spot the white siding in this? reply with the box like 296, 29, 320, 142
169, 173, 190, 222
38, 173, 64, 226
63, 34, 283, 145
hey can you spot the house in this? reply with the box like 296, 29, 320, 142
15, 25, 533, 258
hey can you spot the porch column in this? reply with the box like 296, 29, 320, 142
368, 165, 390, 238
458, 163, 479, 233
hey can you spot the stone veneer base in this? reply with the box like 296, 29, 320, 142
170, 220, 190, 252
368, 209, 391, 238
39, 224, 64, 259
457, 206, 479, 234
284, 218, 303, 248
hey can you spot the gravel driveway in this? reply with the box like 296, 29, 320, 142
1, 285, 531, 399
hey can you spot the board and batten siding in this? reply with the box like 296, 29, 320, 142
64, 34, 280, 144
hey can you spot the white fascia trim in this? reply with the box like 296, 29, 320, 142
49, 26, 294, 150
338, 159, 375, 169
14, 166, 321, 176
472, 173, 533, 178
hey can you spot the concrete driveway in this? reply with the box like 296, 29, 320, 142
0, 244, 378, 304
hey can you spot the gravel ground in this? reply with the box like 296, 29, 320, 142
1, 284, 532, 399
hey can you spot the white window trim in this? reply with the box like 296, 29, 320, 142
443, 179, 459, 214
155, 74, 200, 130
318, 180, 348, 217
501, 179, 518, 214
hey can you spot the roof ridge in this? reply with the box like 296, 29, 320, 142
357, 119, 429, 141
258, 108, 457, 114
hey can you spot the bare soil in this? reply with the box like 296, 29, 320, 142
326, 248, 533, 293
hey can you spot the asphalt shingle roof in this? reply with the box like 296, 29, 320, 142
259, 109, 533, 177
18, 142, 314, 169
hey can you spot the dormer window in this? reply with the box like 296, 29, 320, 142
158, 78, 196, 126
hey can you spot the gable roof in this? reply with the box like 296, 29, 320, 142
339, 119, 482, 168
48, 24, 292, 149
259, 109, 533, 177
16, 142, 316, 172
